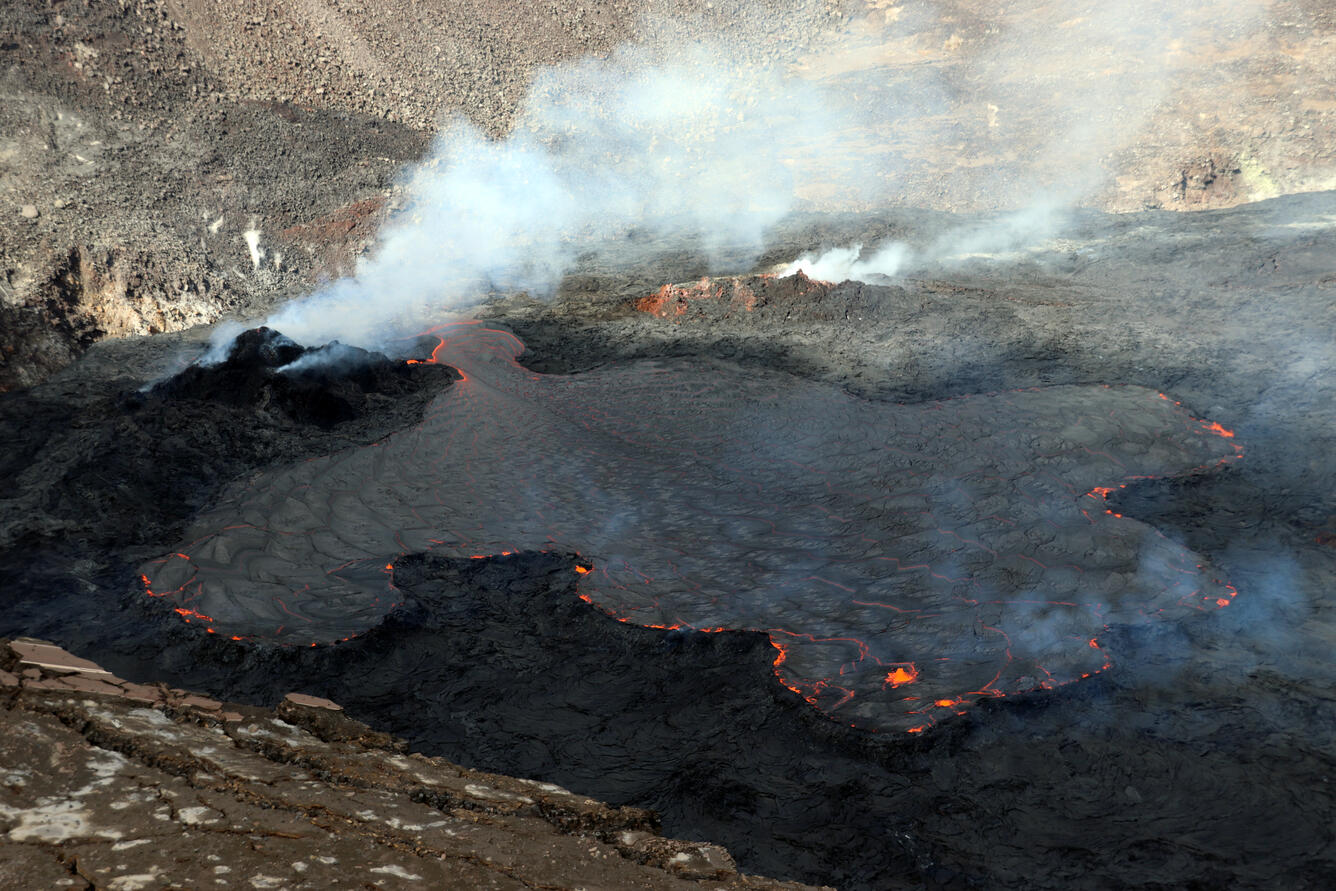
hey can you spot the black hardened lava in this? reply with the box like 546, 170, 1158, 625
1, 317, 1331, 889
138, 323, 1242, 734
151, 327, 460, 428
85, 547, 1336, 890
0, 329, 455, 638
96, 550, 936, 885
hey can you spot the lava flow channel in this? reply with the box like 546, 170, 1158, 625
142, 321, 1242, 733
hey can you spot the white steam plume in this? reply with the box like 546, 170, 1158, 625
783, 240, 913, 282
780, 200, 1067, 281
254, 0, 1268, 343
263, 42, 854, 348
783, 0, 1265, 284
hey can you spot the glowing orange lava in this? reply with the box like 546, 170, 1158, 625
633, 276, 763, 319
173, 606, 213, 621
884, 666, 919, 687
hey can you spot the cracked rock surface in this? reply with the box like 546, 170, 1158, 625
0, 639, 820, 891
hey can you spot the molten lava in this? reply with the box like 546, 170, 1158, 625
141, 321, 1243, 734
884, 665, 919, 687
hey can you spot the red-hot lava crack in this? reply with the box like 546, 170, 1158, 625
142, 320, 1242, 734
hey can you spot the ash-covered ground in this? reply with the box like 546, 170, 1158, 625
1, 197, 1333, 889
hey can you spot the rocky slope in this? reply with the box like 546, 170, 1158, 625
0, 638, 818, 890
4, 0, 1335, 390
799, 0, 1336, 212
0, 0, 650, 391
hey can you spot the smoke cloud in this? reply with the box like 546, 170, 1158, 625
782, 0, 1265, 284
251, 0, 1266, 346
780, 200, 1068, 281
262, 38, 858, 348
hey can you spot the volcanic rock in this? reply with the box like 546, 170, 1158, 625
632, 271, 880, 324
0, 324, 457, 614
0, 638, 822, 891
3, 194, 1333, 889
149, 327, 459, 428
4, 0, 1334, 391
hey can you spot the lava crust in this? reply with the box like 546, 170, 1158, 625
3, 198, 1333, 890
143, 322, 1240, 733
150, 326, 462, 428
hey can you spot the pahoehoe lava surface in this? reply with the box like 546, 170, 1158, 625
144, 322, 1239, 732
1, 249, 1331, 889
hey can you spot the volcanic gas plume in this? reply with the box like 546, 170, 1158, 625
155, 0, 1266, 737
232, 0, 1266, 356
143, 322, 1241, 733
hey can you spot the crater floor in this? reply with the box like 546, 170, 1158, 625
145, 321, 1239, 732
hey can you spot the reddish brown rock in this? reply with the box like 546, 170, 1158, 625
0, 639, 825, 891
283, 692, 344, 711
9, 638, 111, 675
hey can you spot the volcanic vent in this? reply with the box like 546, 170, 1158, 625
151, 326, 461, 428
142, 319, 1241, 733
